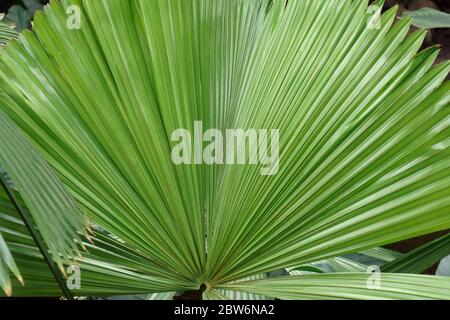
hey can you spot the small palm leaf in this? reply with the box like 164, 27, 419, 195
382, 234, 450, 274
403, 8, 450, 29
0, 14, 18, 47
0, 232, 23, 296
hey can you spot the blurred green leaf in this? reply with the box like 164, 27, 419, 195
0, 232, 23, 296
403, 8, 450, 29
5, 0, 44, 32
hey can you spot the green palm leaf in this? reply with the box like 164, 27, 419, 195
403, 8, 450, 29
0, 232, 23, 296
0, 187, 196, 297
360, 247, 402, 262
0, 110, 88, 268
382, 234, 450, 274
0, 0, 448, 299
436, 255, 450, 276
0, 15, 18, 47
207, 274, 272, 300
289, 257, 368, 274
218, 273, 450, 300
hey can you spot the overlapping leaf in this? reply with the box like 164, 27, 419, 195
403, 8, 450, 29
0, 110, 89, 269
382, 234, 450, 273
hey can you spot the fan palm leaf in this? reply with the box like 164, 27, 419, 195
0, 0, 449, 299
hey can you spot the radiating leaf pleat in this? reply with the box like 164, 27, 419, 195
0, 187, 196, 297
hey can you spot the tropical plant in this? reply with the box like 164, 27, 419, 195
0, 0, 449, 300
402, 7, 450, 29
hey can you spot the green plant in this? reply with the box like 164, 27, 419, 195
402, 7, 450, 29
5, 0, 45, 31
0, 14, 18, 46
0, 0, 449, 300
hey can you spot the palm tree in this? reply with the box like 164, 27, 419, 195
0, 0, 449, 299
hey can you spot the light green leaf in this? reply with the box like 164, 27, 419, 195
0, 0, 448, 298
403, 8, 450, 29
0, 16, 18, 47
436, 255, 450, 277
5, 5, 30, 32
219, 274, 450, 300
214, 274, 273, 300
359, 247, 402, 262
288, 257, 368, 275
203, 288, 229, 300
290, 266, 326, 274
146, 292, 176, 300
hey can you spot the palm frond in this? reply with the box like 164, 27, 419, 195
212, 274, 272, 300
382, 234, 450, 274
403, 8, 450, 29
0, 232, 22, 296
0, 187, 196, 297
0, 0, 448, 298
289, 257, 368, 275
